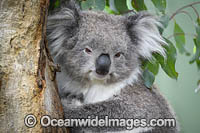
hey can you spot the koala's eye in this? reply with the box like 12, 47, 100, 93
84, 47, 92, 54
114, 52, 122, 58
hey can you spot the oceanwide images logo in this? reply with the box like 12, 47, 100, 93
24, 114, 176, 129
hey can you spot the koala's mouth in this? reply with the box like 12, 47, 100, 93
89, 71, 110, 82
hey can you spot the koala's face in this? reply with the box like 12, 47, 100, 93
63, 11, 139, 84
47, 7, 165, 85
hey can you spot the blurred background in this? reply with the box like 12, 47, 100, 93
152, 0, 200, 133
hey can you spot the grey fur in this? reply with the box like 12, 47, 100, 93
47, 2, 179, 133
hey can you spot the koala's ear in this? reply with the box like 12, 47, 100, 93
126, 12, 167, 59
47, 0, 80, 57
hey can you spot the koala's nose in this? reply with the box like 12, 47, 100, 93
96, 54, 111, 75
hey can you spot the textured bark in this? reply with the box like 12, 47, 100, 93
0, 0, 67, 132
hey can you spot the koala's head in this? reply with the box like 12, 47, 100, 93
47, 2, 166, 85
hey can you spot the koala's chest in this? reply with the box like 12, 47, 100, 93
83, 83, 123, 104
63, 83, 125, 106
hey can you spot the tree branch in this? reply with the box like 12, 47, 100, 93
176, 10, 193, 21
170, 1, 200, 20
191, 5, 200, 19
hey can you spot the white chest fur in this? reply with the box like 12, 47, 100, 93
83, 68, 141, 104
84, 83, 122, 104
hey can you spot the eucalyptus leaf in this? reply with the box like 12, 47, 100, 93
143, 69, 155, 88
151, 0, 166, 14
104, 5, 119, 14
164, 39, 178, 79
189, 24, 200, 70
174, 21, 187, 54
159, 15, 169, 34
141, 58, 159, 75
81, 0, 105, 11
189, 39, 200, 64
147, 61, 159, 75
109, 0, 118, 12
197, 60, 200, 70
189, 39, 200, 70
196, 25, 200, 44
154, 39, 178, 79
114, 0, 129, 13
160, 15, 169, 28
197, 17, 200, 25
195, 24, 200, 70
131, 0, 147, 11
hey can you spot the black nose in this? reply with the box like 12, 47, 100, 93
96, 54, 111, 75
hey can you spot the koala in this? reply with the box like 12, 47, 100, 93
47, 1, 179, 133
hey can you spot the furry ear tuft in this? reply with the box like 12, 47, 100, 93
126, 12, 167, 59
47, 0, 80, 59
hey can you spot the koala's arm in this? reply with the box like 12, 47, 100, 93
63, 98, 125, 118
63, 98, 132, 132
63, 84, 179, 133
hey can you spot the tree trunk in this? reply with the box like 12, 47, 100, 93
0, 0, 67, 132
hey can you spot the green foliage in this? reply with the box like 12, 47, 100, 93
143, 69, 155, 88
113, 0, 129, 14
131, 0, 147, 11
104, 5, 119, 15
151, 0, 166, 14
159, 15, 169, 34
174, 21, 187, 54
142, 38, 178, 87
190, 19, 200, 90
159, 39, 178, 80
190, 39, 200, 70
142, 57, 159, 88
146, 59, 159, 75
81, 0, 105, 11
195, 24, 200, 46
49, 0, 200, 90
49, 0, 60, 11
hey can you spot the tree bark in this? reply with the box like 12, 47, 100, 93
0, 0, 67, 132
